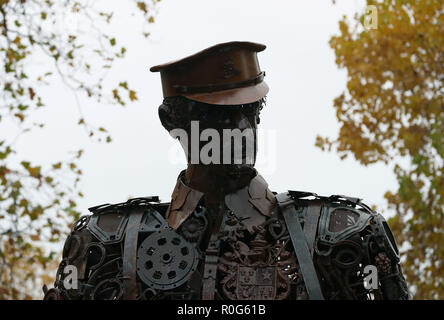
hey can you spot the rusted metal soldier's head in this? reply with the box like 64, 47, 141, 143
151, 42, 268, 193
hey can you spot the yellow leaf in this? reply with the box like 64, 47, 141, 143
129, 90, 138, 101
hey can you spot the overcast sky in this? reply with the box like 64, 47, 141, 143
13, 0, 399, 217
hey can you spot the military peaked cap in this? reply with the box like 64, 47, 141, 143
150, 41, 269, 105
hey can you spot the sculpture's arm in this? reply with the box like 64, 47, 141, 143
366, 213, 409, 300
43, 214, 123, 300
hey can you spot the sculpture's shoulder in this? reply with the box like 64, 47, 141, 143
288, 192, 376, 243
85, 196, 170, 244
274, 190, 409, 300
43, 196, 170, 300
276, 190, 398, 256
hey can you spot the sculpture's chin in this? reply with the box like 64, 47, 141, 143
227, 164, 255, 174
209, 163, 256, 180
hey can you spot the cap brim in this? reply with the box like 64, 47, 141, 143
183, 81, 269, 106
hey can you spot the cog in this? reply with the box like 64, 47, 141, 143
136, 228, 198, 290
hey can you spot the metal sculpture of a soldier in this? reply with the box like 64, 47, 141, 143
43, 41, 409, 300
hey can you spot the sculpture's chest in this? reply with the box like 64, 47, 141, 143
133, 202, 301, 300
86, 197, 302, 300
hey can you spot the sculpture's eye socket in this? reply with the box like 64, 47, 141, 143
240, 103, 261, 125
192, 107, 239, 126
240, 104, 257, 116
187, 101, 262, 128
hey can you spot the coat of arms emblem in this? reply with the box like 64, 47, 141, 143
218, 226, 295, 300
236, 266, 277, 299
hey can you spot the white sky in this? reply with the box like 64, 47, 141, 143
13, 0, 399, 217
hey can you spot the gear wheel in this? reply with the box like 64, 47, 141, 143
136, 228, 198, 290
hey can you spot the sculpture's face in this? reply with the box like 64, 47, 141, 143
179, 102, 261, 173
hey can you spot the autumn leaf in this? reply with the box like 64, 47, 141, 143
137, 2, 148, 13
52, 162, 62, 169
129, 90, 138, 101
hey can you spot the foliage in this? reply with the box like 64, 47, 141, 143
318, 0, 443, 299
0, 0, 159, 299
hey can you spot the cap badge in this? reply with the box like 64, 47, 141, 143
222, 59, 239, 79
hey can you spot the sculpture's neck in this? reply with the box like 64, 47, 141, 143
184, 164, 256, 203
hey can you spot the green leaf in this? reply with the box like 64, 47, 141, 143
21, 161, 31, 169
